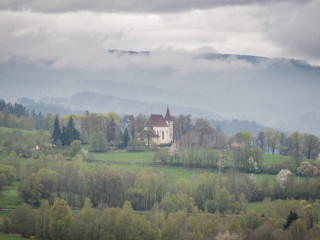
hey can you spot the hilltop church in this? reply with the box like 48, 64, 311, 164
139, 107, 173, 145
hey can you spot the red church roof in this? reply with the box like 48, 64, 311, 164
149, 114, 168, 127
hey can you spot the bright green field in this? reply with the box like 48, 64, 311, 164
93, 151, 155, 164
247, 199, 285, 213
107, 163, 207, 182
0, 127, 36, 135
261, 153, 312, 167
0, 233, 28, 240
261, 154, 291, 166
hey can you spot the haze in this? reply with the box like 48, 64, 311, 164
0, 0, 319, 135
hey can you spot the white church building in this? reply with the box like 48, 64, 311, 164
139, 107, 173, 145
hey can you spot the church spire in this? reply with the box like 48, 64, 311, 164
165, 107, 171, 121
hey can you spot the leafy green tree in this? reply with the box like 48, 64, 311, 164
256, 131, 265, 152
193, 118, 215, 147
43, 113, 56, 132
233, 131, 252, 146
11, 203, 35, 237
36, 199, 50, 239
161, 211, 190, 240
0, 217, 11, 234
52, 116, 61, 143
0, 163, 16, 185
288, 218, 306, 240
214, 187, 236, 213
76, 198, 96, 240
289, 131, 304, 156
0, 173, 8, 192
89, 131, 106, 152
18, 173, 40, 206
68, 140, 82, 158
36, 168, 58, 202
303, 134, 319, 159
245, 210, 261, 230
49, 198, 73, 240
159, 192, 195, 214
99, 207, 120, 240
97, 200, 150, 240
264, 129, 281, 154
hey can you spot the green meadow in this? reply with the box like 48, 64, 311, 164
261, 154, 291, 166
0, 183, 21, 210
0, 127, 35, 135
92, 151, 155, 164
0, 233, 29, 240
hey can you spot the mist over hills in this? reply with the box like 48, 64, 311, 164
1, 51, 319, 136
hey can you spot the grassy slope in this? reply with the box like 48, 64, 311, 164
93, 151, 155, 164
0, 233, 29, 240
0, 151, 8, 163
247, 199, 287, 213
0, 183, 21, 209
262, 153, 312, 167
92, 150, 316, 186
0, 127, 36, 135
261, 154, 291, 166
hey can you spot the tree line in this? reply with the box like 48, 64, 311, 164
2, 151, 320, 213
0, 99, 43, 131
3, 192, 320, 240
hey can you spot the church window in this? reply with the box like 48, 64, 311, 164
162, 131, 164, 139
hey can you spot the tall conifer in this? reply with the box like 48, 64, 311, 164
52, 116, 61, 143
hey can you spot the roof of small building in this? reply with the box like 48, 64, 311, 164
149, 114, 168, 127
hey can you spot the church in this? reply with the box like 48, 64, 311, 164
139, 107, 174, 145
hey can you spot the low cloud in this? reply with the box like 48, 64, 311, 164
0, 9, 262, 72
262, 0, 320, 65
0, 1, 319, 68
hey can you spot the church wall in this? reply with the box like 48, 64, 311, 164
153, 126, 172, 144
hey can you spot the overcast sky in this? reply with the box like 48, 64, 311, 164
0, 0, 319, 71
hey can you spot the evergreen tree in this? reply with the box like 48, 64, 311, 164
123, 128, 130, 148
38, 111, 44, 130
61, 125, 68, 146
0, 99, 6, 112
284, 211, 298, 229
65, 116, 80, 146
52, 116, 61, 143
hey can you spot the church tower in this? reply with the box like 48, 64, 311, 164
165, 107, 173, 142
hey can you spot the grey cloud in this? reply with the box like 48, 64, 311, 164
0, 0, 311, 13
263, 0, 320, 64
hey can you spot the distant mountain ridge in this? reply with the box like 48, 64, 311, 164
19, 94, 270, 136
1, 51, 319, 136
